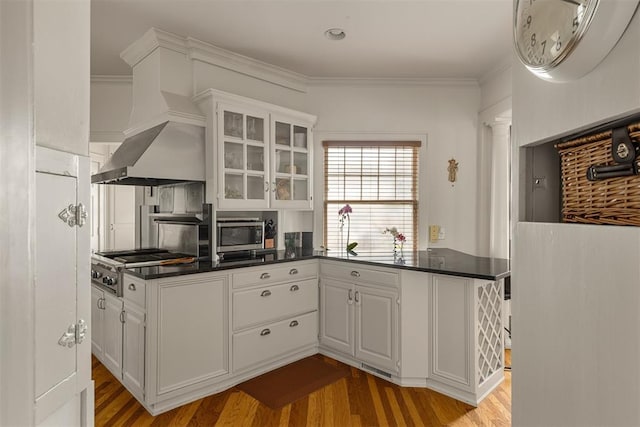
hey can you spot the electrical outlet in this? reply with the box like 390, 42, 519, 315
438, 227, 446, 240
429, 225, 440, 242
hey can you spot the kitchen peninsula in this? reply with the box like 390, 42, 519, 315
92, 248, 509, 415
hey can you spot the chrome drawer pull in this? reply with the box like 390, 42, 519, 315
289, 268, 298, 275
290, 284, 299, 292
128, 283, 136, 291
260, 272, 271, 280
289, 320, 299, 327
351, 271, 360, 277
260, 328, 271, 336
260, 290, 271, 297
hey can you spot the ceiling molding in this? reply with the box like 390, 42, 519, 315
120, 27, 188, 68
90, 75, 132, 84
185, 37, 309, 93
478, 55, 512, 86
307, 77, 479, 87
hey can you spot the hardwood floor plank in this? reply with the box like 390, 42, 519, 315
93, 354, 511, 427
366, 374, 389, 427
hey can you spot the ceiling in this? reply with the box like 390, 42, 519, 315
91, 0, 513, 80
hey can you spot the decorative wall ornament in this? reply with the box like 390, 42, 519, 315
448, 158, 459, 184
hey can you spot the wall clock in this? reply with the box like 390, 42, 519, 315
514, 0, 640, 82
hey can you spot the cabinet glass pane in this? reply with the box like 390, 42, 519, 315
276, 149, 291, 174
247, 176, 265, 200
293, 126, 307, 149
293, 152, 307, 175
224, 111, 243, 138
293, 179, 308, 201
224, 174, 243, 199
246, 116, 264, 142
224, 142, 243, 169
247, 145, 264, 172
275, 178, 291, 200
275, 122, 290, 146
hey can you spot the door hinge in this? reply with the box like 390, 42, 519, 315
58, 319, 87, 348
58, 203, 87, 227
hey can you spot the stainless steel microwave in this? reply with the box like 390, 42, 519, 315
216, 218, 264, 253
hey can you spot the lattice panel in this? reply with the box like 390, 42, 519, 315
477, 281, 502, 385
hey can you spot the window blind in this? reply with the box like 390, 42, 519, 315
323, 141, 419, 253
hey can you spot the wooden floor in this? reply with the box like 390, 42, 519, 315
93, 351, 511, 426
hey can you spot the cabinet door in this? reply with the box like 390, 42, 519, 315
355, 285, 399, 373
217, 103, 270, 209
102, 292, 123, 377
91, 286, 105, 357
319, 278, 354, 355
122, 302, 145, 401
270, 115, 313, 209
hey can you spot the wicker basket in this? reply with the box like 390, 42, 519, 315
555, 123, 640, 225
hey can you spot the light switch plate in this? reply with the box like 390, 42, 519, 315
429, 225, 440, 242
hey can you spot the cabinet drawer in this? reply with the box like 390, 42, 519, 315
321, 261, 399, 289
123, 274, 146, 307
233, 311, 318, 372
234, 278, 318, 330
232, 261, 318, 289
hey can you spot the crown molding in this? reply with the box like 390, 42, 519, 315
90, 75, 132, 84
478, 55, 512, 86
186, 37, 309, 93
120, 27, 188, 68
307, 77, 479, 87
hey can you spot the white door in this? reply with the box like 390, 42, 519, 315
102, 292, 123, 376
91, 285, 105, 357
122, 302, 145, 401
354, 285, 398, 372
319, 278, 354, 355
90, 153, 105, 252
107, 184, 135, 250
34, 147, 91, 423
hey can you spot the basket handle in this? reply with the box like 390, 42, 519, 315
587, 163, 637, 181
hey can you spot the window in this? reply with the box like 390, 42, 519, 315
323, 141, 419, 253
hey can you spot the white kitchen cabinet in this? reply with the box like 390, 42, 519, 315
122, 301, 145, 401
426, 274, 504, 406
231, 261, 319, 372
319, 262, 400, 374
194, 89, 316, 210
91, 285, 105, 356
102, 291, 123, 377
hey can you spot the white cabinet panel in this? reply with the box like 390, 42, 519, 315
123, 302, 145, 401
91, 286, 105, 356
102, 292, 123, 376
355, 286, 398, 373
319, 278, 354, 356
156, 276, 229, 395
233, 311, 318, 372
233, 278, 317, 330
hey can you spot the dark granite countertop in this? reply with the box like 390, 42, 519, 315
124, 248, 510, 282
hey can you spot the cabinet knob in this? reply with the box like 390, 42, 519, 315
354, 290, 360, 303
289, 268, 298, 275
120, 310, 125, 324
350, 271, 360, 278
265, 181, 270, 193
290, 284, 299, 292
260, 289, 272, 297
289, 320, 299, 328
348, 289, 353, 304
260, 328, 271, 336
128, 283, 136, 291
260, 272, 271, 280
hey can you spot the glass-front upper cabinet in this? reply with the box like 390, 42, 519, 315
271, 114, 312, 209
218, 104, 269, 209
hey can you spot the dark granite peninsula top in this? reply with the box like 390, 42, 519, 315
125, 248, 510, 282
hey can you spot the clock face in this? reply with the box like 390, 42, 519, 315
514, 0, 599, 72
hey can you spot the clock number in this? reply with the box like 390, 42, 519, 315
526, 15, 532, 29
541, 40, 546, 55
572, 16, 579, 33
530, 33, 537, 47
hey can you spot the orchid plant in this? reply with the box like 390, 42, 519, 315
383, 227, 406, 253
338, 204, 358, 254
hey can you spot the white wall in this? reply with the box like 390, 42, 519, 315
90, 76, 132, 143
308, 82, 481, 253
512, 9, 640, 427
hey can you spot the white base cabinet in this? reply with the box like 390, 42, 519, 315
319, 261, 400, 375
91, 284, 123, 378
